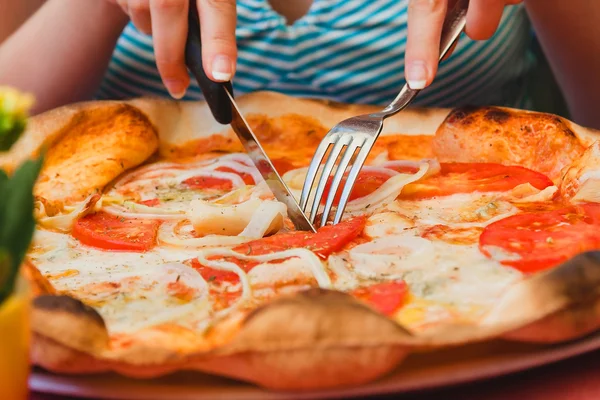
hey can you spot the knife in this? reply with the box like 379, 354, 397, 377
184, 2, 316, 233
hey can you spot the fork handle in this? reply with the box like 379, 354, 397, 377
185, 0, 233, 125
379, 0, 470, 116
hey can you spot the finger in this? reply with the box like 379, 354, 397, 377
465, 0, 506, 40
405, 0, 448, 89
128, 0, 153, 34
116, 0, 131, 14
150, 0, 190, 99
198, 0, 237, 82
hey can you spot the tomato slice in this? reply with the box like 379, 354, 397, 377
216, 166, 255, 185
167, 280, 197, 301
182, 176, 234, 190
351, 281, 408, 316
384, 164, 420, 174
190, 257, 260, 284
321, 170, 395, 205
479, 203, 600, 273
140, 198, 160, 207
401, 163, 553, 200
233, 216, 366, 259
271, 158, 296, 175
183, 166, 255, 190
72, 212, 160, 252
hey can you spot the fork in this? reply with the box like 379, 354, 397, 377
299, 0, 470, 228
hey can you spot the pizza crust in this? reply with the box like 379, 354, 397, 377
9, 91, 600, 390
560, 141, 600, 202
432, 106, 600, 182
32, 295, 109, 355
127, 93, 450, 151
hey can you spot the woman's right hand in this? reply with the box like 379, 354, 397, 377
108, 0, 237, 99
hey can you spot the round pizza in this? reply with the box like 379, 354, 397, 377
6, 92, 600, 390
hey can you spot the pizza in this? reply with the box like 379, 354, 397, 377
5, 92, 600, 390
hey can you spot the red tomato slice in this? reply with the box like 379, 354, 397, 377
190, 257, 260, 284
182, 176, 235, 191
72, 212, 160, 252
271, 158, 296, 175
382, 163, 420, 174
182, 166, 255, 190
321, 170, 395, 205
233, 216, 366, 259
401, 163, 553, 200
479, 203, 600, 273
216, 166, 255, 185
351, 281, 408, 316
140, 198, 160, 207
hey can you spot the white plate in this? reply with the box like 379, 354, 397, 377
30, 331, 600, 400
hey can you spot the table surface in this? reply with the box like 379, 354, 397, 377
28, 347, 600, 400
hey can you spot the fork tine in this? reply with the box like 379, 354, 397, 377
333, 141, 374, 224
307, 139, 348, 224
299, 140, 332, 210
320, 140, 360, 227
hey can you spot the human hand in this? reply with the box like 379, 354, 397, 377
404, 0, 522, 90
108, 0, 237, 98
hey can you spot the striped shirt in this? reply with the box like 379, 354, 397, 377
97, 0, 537, 109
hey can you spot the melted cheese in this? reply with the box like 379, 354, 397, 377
327, 255, 359, 291
349, 236, 435, 278
29, 230, 212, 334
390, 193, 518, 228
364, 212, 415, 238
344, 233, 522, 324
248, 257, 321, 288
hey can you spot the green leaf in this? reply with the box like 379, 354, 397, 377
0, 154, 44, 300
0, 118, 26, 151
0, 250, 11, 303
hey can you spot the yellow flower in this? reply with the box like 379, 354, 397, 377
0, 86, 34, 151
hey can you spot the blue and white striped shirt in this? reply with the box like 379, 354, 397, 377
97, 0, 536, 109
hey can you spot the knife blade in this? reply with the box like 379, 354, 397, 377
222, 88, 316, 232
184, 1, 315, 232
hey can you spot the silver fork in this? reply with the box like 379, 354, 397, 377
299, 0, 470, 228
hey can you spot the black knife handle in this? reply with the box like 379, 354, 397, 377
184, 0, 233, 125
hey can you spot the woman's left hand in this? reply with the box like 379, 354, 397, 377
404, 0, 522, 90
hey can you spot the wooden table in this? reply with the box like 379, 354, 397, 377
28, 347, 600, 400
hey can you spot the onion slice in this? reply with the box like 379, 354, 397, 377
36, 194, 99, 232
348, 235, 435, 279
504, 183, 558, 203
195, 247, 332, 291
157, 221, 252, 248
189, 198, 285, 237
103, 202, 186, 220
346, 162, 429, 213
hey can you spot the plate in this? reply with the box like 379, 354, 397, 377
29, 331, 600, 400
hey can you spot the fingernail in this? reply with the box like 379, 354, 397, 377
211, 54, 233, 81
165, 79, 187, 99
407, 61, 428, 89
